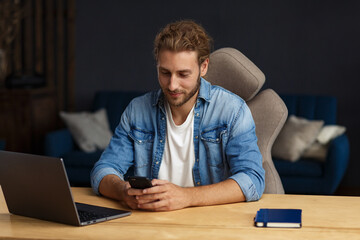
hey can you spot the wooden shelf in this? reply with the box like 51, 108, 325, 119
0, 88, 59, 154
0, 0, 75, 154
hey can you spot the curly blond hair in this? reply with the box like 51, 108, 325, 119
154, 20, 213, 65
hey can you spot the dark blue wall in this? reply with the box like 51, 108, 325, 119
75, 1, 360, 190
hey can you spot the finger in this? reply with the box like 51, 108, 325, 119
138, 199, 167, 211
127, 202, 139, 210
136, 198, 159, 205
127, 188, 146, 196
142, 185, 164, 194
151, 179, 169, 186
122, 195, 140, 209
136, 193, 163, 203
122, 199, 138, 210
119, 198, 137, 210
124, 182, 131, 190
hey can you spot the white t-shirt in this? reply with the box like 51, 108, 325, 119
158, 102, 195, 187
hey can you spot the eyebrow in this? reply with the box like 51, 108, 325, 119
158, 67, 192, 74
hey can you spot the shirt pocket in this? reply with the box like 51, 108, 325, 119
128, 127, 154, 168
200, 125, 228, 167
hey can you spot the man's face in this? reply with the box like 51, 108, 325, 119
157, 50, 209, 109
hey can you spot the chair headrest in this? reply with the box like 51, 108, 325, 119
204, 48, 265, 101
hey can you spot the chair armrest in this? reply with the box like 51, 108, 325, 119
323, 134, 350, 192
44, 128, 74, 157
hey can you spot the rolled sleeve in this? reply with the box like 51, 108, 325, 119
229, 173, 260, 202
226, 102, 265, 202
91, 167, 124, 195
90, 101, 135, 195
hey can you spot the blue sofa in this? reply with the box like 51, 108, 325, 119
273, 95, 350, 195
45, 91, 145, 186
45, 92, 350, 194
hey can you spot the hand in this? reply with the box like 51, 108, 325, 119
118, 181, 144, 210
100, 175, 245, 212
134, 179, 191, 211
98, 175, 143, 210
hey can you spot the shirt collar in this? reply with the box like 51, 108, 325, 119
198, 77, 211, 102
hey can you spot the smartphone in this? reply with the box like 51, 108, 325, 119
128, 176, 153, 189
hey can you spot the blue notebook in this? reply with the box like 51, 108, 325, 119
254, 208, 302, 228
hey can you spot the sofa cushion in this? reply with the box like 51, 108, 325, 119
316, 125, 346, 144
272, 115, 324, 162
301, 125, 346, 161
301, 142, 328, 161
60, 109, 113, 153
273, 158, 323, 177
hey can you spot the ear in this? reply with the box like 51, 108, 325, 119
200, 58, 209, 77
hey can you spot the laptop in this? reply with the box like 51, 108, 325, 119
0, 150, 131, 226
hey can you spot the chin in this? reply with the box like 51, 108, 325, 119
168, 100, 183, 107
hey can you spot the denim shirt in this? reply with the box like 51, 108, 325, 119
91, 78, 265, 201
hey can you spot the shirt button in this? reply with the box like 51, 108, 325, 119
160, 139, 163, 143
197, 182, 200, 185
196, 159, 199, 162
156, 161, 159, 164
162, 117, 165, 120
196, 113, 200, 117
195, 136, 198, 139
139, 140, 142, 143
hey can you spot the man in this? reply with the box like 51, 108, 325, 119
91, 20, 265, 211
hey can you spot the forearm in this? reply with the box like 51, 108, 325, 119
134, 178, 246, 211
186, 179, 246, 207
98, 174, 127, 201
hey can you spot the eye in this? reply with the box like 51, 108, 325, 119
179, 73, 189, 78
160, 71, 171, 76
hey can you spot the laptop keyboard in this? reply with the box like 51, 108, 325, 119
78, 209, 113, 222
75, 202, 131, 224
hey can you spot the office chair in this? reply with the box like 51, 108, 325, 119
205, 47, 287, 194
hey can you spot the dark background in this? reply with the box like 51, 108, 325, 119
75, 1, 360, 192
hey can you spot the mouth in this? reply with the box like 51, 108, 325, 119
168, 91, 183, 98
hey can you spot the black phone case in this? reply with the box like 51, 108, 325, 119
128, 176, 153, 189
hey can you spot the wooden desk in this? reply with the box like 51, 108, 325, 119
1, 187, 359, 239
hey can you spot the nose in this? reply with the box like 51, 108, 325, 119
168, 75, 180, 92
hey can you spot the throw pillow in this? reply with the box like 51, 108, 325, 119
301, 125, 346, 161
60, 109, 113, 153
302, 142, 328, 162
316, 125, 346, 145
272, 115, 324, 162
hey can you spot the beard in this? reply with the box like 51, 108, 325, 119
163, 73, 201, 108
